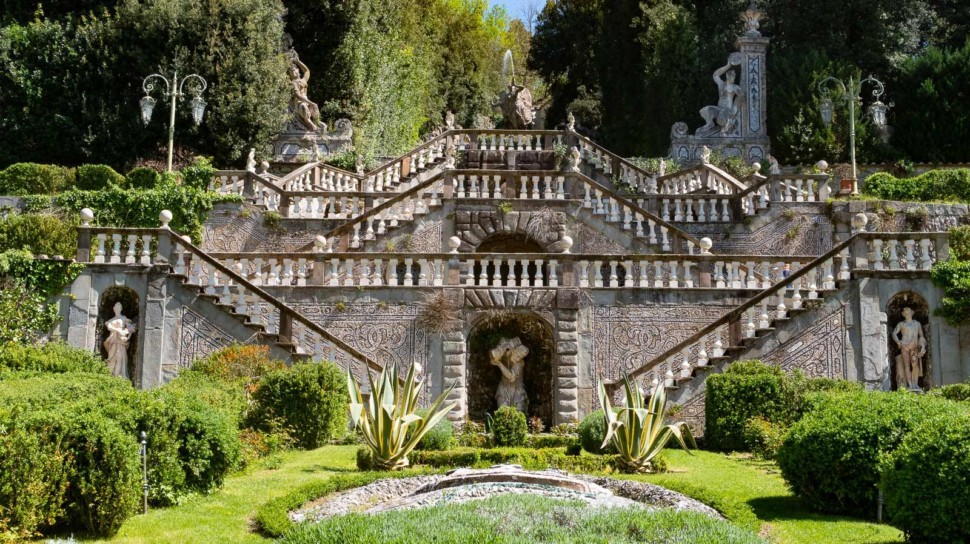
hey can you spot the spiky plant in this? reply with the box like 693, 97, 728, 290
598, 376, 696, 473
348, 363, 457, 470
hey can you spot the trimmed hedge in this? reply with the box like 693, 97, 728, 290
0, 163, 74, 196
0, 213, 78, 257
408, 446, 619, 473
125, 166, 161, 189
0, 342, 109, 376
75, 164, 124, 191
250, 361, 348, 449
929, 382, 970, 402
414, 412, 454, 451
863, 169, 970, 202
490, 406, 527, 447
777, 391, 962, 516
882, 412, 970, 543
254, 469, 440, 538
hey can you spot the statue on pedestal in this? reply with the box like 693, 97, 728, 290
104, 302, 135, 379
286, 52, 321, 133
491, 337, 529, 413
892, 307, 926, 391
498, 50, 535, 129
697, 54, 743, 137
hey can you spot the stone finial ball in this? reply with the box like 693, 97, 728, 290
181, 235, 191, 243
448, 236, 462, 250
851, 212, 869, 230
560, 235, 574, 253
79, 208, 94, 226
752, 162, 761, 172
314, 235, 328, 248
413, 362, 423, 376
816, 160, 829, 172
699, 237, 714, 253
159, 209, 173, 227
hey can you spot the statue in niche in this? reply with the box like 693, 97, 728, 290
490, 337, 529, 413
286, 50, 321, 132
697, 53, 743, 137
103, 302, 136, 379
893, 307, 926, 391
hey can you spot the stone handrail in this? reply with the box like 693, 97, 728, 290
203, 250, 821, 290
77, 225, 382, 376
735, 173, 833, 216
656, 163, 748, 196
571, 131, 657, 192
604, 231, 949, 393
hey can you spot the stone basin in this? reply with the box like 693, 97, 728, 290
413, 464, 607, 495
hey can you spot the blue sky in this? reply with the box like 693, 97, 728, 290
492, 0, 540, 23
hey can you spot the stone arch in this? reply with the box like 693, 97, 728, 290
454, 208, 570, 253
886, 291, 931, 390
97, 286, 140, 381
465, 311, 556, 426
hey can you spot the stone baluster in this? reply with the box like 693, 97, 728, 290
872, 238, 885, 270
919, 239, 932, 270
549, 260, 559, 287
904, 240, 917, 270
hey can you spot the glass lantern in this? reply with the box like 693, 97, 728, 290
139, 95, 156, 126
819, 97, 834, 127
868, 100, 887, 128
190, 95, 207, 126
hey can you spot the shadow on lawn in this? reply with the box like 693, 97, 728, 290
300, 464, 358, 474
748, 495, 887, 526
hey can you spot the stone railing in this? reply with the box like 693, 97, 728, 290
737, 173, 833, 216
76, 220, 383, 376
605, 231, 949, 393
199, 250, 828, 290
656, 164, 747, 196
455, 129, 564, 152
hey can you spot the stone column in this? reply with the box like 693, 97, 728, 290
554, 294, 581, 423
442, 326, 467, 422
735, 34, 770, 162
137, 267, 169, 389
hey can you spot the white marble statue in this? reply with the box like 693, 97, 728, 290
104, 302, 135, 379
566, 111, 576, 132
490, 337, 529, 413
698, 54, 743, 137
445, 110, 456, 130
245, 148, 257, 173
892, 307, 926, 391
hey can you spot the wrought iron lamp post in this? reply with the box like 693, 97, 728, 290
818, 75, 887, 195
139, 71, 208, 172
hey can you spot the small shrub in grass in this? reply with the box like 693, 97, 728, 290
356, 446, 373, 471
527, 415, 544, 434
578, 409, 617, 454
551, 420, 578, 436
456, 419, 488, 447
777, 391, 961, 516
75, 164, 124, 191
0, 163, 74, 195
928, 382, 970, 402
489, 406, 527, 447
414, 412, 454, 451
250, 361, 348, 449
882, 412, 970, 543
125, 167, 161, 189
525, 433, 576, 449
742, 416, 787, 460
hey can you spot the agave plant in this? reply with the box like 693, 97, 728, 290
598, 376, 695, 473
348, 363, 457, 470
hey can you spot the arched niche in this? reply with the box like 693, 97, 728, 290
466, 311, 555, 426
97, 286, 140, 382
886, 291, 931, 391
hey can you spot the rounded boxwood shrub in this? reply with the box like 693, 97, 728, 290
75, 164, 124, 191
415, 411, 454, 451
0, 213, 78, 257
0, 163, 74, 195
490, 406, 527, 447
250, 361, 348, 449
0, 341, 108, 376
777, 391, 957, 516
882, 412, 970, 543
577, 409, 617, 454
125, 166, 161, 189
929, 383, 970, 402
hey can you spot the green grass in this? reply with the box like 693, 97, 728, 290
86, 445, 360, 544
278, 494, 763, 544
78, 446, 903, 544
633, 450, 904, 544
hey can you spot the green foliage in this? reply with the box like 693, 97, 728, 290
254, 469, 439, 538
741, 416, 787, 460
0, 0, 290, 169
777, 390, 961, 516
578, 409, 617, 455
597, 378, 694, 473
348, 363, 456, 470
892, 41, 970, 163
0, 213, 78, 257
524, 434, 576, 449
180, 156, 215, 191
414, 413, 454, 451
863, 169, 970, 203
882, 412, 970, 543
928, 382, 970, 402
931, 258, 970, 326
324, 151, 359, 172
251, 361, 348, 450
409, 446, 618, 473
706, 360, 861, 451
75, 164, 124, 191
124, 167, 161, 190
456, 418, 488, 448
355, 446, 373, 471
0, 163, 74, 196
0, 342, 108, 376
489, 406, 527, 447
946, 225, 970, 261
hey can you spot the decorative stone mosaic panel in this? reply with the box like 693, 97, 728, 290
760, 306, 847, 379
176, 308, 237, 373
203, 208, 317, 253
682, 206, 832, 256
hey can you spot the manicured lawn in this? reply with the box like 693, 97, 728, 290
635, 450, 904, 544
88, 446, 360, 544
87, 446, 903, 544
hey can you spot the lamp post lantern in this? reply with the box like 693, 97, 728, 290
817, 74, 886, 195
140, 70, 208, 172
